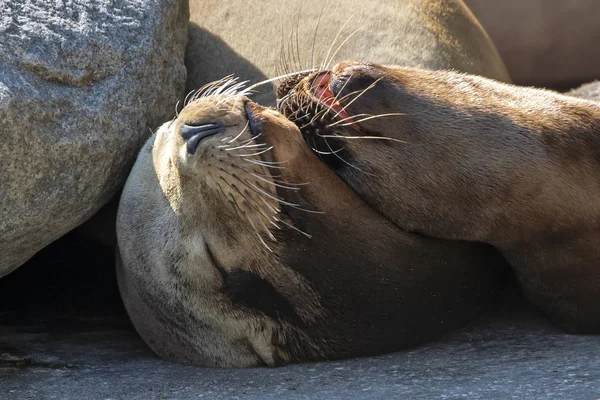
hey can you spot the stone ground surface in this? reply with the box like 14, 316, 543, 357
1, 234, 599, 400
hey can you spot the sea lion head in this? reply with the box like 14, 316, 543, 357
116, 86, 330, 367
277, 61, 499, 236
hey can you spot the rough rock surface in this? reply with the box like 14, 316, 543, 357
0, 0, 188, 277
566, 81, 600, 102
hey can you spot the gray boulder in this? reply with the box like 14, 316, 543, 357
0, 0, 188, 277
566, 81, 600, 102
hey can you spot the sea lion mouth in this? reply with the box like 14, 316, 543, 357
277, 69, 364, 170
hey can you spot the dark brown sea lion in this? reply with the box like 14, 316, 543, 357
279, 61, 600, 333
116, 82, 501, 367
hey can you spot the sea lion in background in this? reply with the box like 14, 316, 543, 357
279, 61, 600, 333
465, 0, 600, 89
116, 85, 502, 367
186, 0, 510, 106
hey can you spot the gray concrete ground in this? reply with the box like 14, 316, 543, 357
2, 302, 599, 399
1, 234, 599, 400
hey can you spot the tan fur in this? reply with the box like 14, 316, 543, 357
186, 0, 509, 105
281, 62, 600, 332
116, 92, 503, 367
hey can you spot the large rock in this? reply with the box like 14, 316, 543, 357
0, 0, 188, 277
566, 81, 600, 103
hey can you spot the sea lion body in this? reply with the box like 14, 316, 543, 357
280, 62, 600, 332
116, 91, 500, 367
187, 0, 509, 105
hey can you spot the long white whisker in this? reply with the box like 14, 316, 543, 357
325, 27, 361, 70
228, 121, 249, 143
321, 13, 355, 71
246, 69, 318, 92
328, 113, 406, 127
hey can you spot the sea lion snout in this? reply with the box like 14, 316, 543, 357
180, 122, 226, 154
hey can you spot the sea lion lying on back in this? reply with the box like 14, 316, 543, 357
278, 62, 600, 333
116, 81, 502, 367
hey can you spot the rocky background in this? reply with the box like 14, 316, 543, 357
1, 1, 600, 399
0, 0, 188, 277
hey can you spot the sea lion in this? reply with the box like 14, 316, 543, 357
186, 0, 510, 106
465, 0, 600, 89
278, 61, 600, 333
116, 83, 501, 367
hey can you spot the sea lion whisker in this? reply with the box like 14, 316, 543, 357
320, 13, 356, 72
183, 89, 197, 106
274, 217, 312, 239
218, 169, 299, 217
208, 171, 246, 221
194, 75, 235, 100
227, 121, 250, 144
246, 69, 318, 92
324, 27, 361, 71
270, 220, 282, 230
319, 133, 407, 144
226, 143, 267, 151
309, 137, 325, 162
244, 180, 307, 209
211, 77, 240, 96
326, 113, 373, 125
289, 11, 302, 73
255, 231, 274, 253
260, 196, 281, 214
332, 76, 385, 120
310, 0, 327, 70
300, 109, 328, 129
311, 144, 346, 155
246, 160, 287, 168
235, 146, 274, 158
328, 113, 407, 127
229, 163, 306, 187
246, 159, 287, 169
220, 180, 276, 252
219, 176, 278, 230
249, 172, 301, 191
323, 137, 370, 174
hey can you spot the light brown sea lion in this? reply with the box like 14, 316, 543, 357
186, 0, 510, 106
279, 61, 600, 333
116, 83, 502, 367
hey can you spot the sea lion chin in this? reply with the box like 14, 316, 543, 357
116, 82, 502, 368
279, 61, 600, 333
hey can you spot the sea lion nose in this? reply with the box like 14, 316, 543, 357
180, 122, 225, 154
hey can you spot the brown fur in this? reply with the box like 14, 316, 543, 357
280, 62, 600, 332
116, 92, 503, 367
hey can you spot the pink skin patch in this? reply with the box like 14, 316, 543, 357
311, 73, 362, 132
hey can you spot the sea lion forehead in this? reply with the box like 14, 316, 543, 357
177, 95, 248, 127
